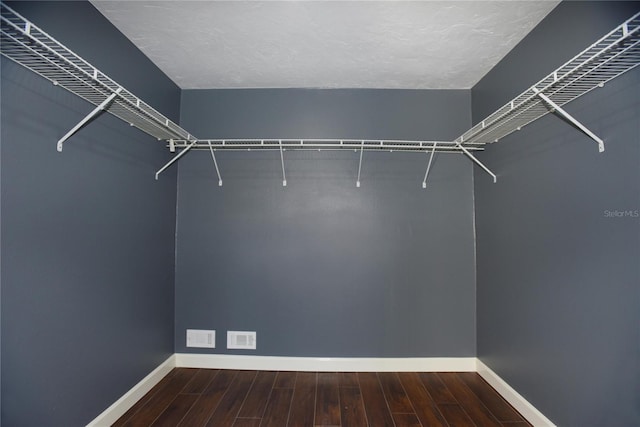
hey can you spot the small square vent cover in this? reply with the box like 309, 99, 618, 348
227, 331, 256, 350
186, 329, 215, 348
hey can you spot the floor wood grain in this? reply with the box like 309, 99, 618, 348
113, 369, 531, 426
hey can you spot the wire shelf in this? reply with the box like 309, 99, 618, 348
168, 139, 482, 153
0, 2, 193, 143
457, 11, 640, 147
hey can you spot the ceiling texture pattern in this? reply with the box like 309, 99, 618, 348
91, 1, 559, 90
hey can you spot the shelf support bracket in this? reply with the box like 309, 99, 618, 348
155, 139, 197, 180
207, 141, 222, 187
356, 141, 364, 187
57, 87, 122, 152
534, 89, 605, 152
455, 141, 497, 183
422, 142, 438, 188
279, 140, 287, 187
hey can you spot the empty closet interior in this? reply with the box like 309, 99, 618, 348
1, 1, 639, 426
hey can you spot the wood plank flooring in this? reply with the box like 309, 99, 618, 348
113, 369, 531, 427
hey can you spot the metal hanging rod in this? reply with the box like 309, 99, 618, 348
455, 11, 640, 152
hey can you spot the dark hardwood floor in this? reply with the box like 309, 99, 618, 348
113, 369, 531, 426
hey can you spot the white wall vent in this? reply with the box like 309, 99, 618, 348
186, 329, 215, 348
227, 331, 256, 350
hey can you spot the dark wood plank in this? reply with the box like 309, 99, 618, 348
419, 373, 457, 404
261, 387, 294, 427
150, 393, 198, 427
238, 371, 277, 418
339, 386, 368, 427
274, 371, 297, 389
178, 371, 236, 425
233, 418, 262, 427
315, 372, 341, 426
377, 372, 414, 413
398, 372, 448, 427
501, 422, 532, 427
118, 368, 198, 427
438, 403, 477, 427
112, 370, 178, 426
287, 372, 316, 426
177, 370, 239, 427
338, 372, 359, 388
202, 370, 240, 395
457, 373, 526, 423
205, 370, 258, 426
358, 372, 395, 427
392, 413, 422, 427
181, 369, 219, 394
437, 373, 501, 427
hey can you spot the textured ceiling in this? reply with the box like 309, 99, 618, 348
90, 1, 559, 89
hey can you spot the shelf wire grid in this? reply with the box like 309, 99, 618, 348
0, 2, 193, 143
168, 139, 482, 153
457, 12, 640, 147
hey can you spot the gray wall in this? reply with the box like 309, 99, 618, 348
176, 89, 477, 357
474, 2, 640, 426
1, 2, 179, 426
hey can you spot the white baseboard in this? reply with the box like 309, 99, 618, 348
174, 353, 477, 372
86, 355, 176, 427
476, 359, 556, 427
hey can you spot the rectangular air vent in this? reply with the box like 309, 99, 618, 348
227, 331, 256, 350
186, 329, 215, 348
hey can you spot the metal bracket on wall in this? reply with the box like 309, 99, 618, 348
422, 142, 438, 188
1, 1, 638, 185
57, 87, 122, 152
356, 141, 364, 188
279, 140, 287, 187
155, 139, 197, 180
207, 141, 223, 187
456, 138, 498, 183
533, 88, 605, 152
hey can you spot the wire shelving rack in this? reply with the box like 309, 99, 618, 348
2, 2, 638, 186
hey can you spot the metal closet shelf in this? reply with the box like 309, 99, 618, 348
167, 139, 480, 153
455, 11, 640, 154
1, 2, 639, 187
0, 2, 196, 151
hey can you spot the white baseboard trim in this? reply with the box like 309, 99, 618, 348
476, 359, 556, 427
86, 355, 176, 427
174, 353, 477, 372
